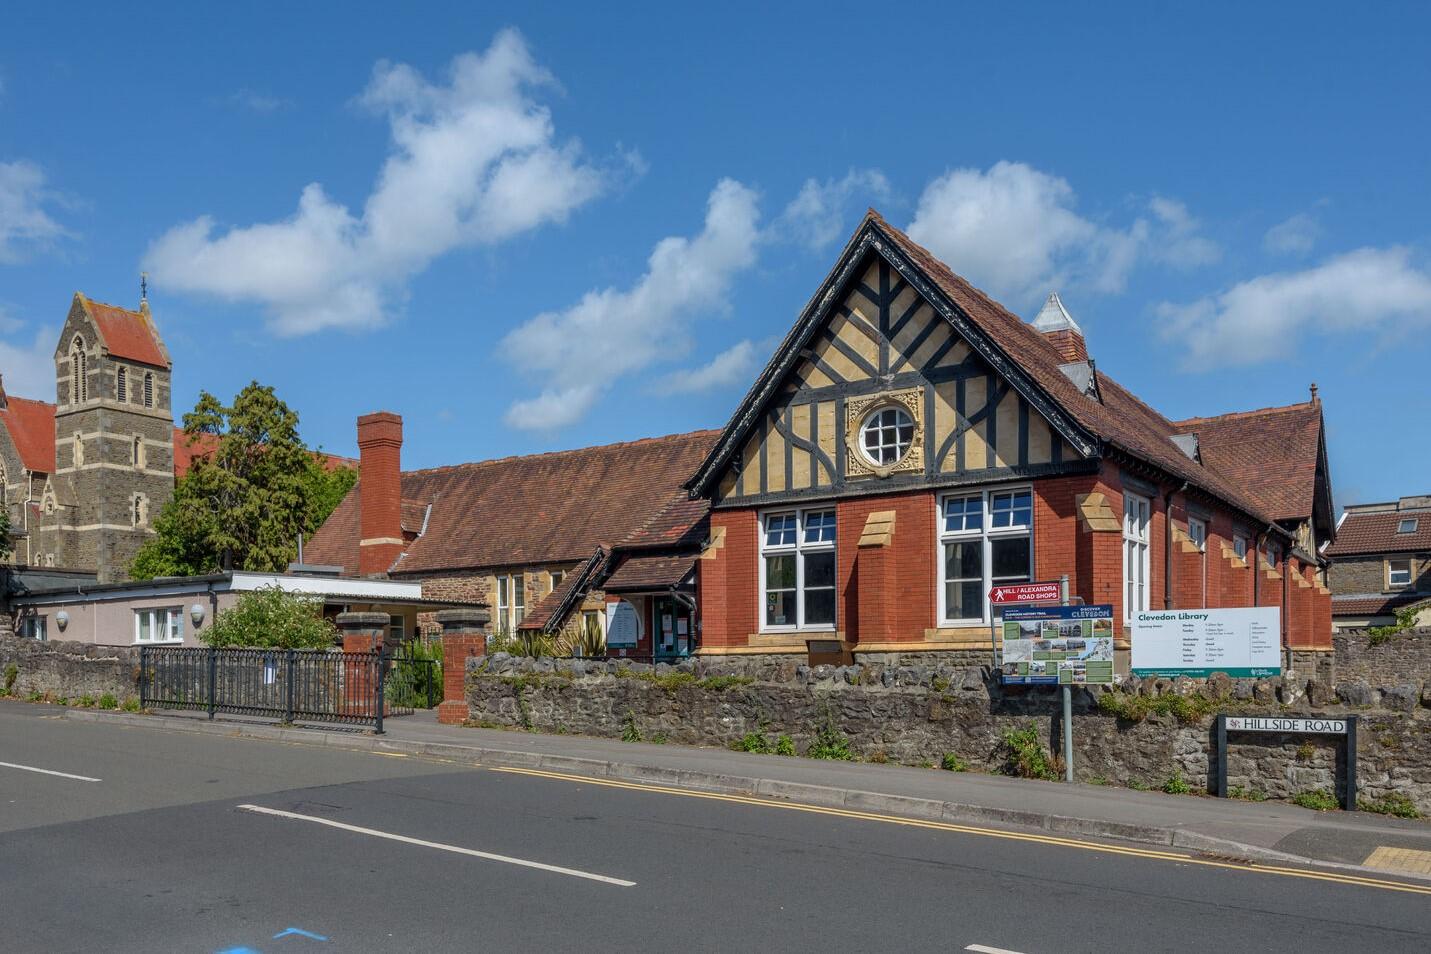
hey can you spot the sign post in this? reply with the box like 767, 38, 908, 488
1215, 714, 1357, 810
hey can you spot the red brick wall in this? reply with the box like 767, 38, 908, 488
836, 491, 935, 644
701, 509, 758, 648
357, 411, 404, 576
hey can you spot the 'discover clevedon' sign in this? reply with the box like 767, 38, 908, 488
1130, 606, 1280, 678
999, 604, 1115, 685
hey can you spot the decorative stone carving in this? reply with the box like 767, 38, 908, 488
844, 387, 923, 480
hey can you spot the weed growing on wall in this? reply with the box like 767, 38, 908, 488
941, 753, 969, 772
774, 735, 796, 756
1001, 725, 1058, 781
621, 711, 642, 743
98, 693, 118, 710
1096, 690, 1221, 725
807, 708, 855, 761
3, 663, 17, 694
1161, 772, 1192, 795
1291, 789, 1340, 811
1358, 792, 1421, 819
733, 732, 772, 754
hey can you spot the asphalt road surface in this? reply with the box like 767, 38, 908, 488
2, 700, 1428, 953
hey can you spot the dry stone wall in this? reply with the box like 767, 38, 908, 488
0, 635, 141, 702
467, 652, 1431, 813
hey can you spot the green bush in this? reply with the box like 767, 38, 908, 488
1001, 725, 1058, 781
733, 732, 771, 754
774, 735, 796, 756
1291, 789, 1340, 811
98, 693, 119, 710
940, 753, 969, 772
4, 663, 17, 693
1162, 772, 1192, 795
203, 586, 337, 649
121, 697, 141, 712
807, 711, 855, 761
1358, 792, 1422, 819
1228, 785, 1266, 802
621, 711, 642, 743
77, 695, 96, 708
1097, 690, 1219, 725
1366, 606, 1418, 646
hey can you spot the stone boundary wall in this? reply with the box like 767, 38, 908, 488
1335, 627, 1431, 695
467, 653, 1431, 813
0, 635, 141, 702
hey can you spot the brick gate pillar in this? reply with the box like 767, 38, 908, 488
337, 612, 389, 716
436, 608, 491, 725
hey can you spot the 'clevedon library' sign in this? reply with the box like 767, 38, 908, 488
1130, 606, 1280, 678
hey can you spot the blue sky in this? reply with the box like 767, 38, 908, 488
2, 2, 1428, 506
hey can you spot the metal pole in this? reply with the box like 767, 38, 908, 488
1061, 574, 1073, 783
139, 646, 148, 710
374, 647, 386, 736
284, 649, 296, 725
207, 647, 217, 721
1345, 716, 1358, 812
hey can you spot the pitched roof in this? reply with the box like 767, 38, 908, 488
304, 430, 719, 576
689, 210, 1302, 536
603, 553, 697, 592
1331, 592, 1430, 617
81, 296, 168, 367
1325, 506, 1431, 556
617, 493, 710, 551
0, 396, 58, 473
1173, 402, 1324, 524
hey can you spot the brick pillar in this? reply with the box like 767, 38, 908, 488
436, 608, 491, 725
337, 612, 388, 716
357, 411, 404, 576
854, 511, 896, 645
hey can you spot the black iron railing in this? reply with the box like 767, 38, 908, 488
139, 646, 405, 732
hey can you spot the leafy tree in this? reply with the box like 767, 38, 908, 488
130, 382, 356, 579
0, 505, 12, 559
201, 586, 337, 649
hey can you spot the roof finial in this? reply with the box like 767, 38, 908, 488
140, 272, 148, 303
1309, 382, 1319, 405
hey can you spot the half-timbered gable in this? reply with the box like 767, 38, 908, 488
707, 246, 1086, 509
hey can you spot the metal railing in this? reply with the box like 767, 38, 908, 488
139, 646, 405, 732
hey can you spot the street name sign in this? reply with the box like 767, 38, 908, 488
1223, 716, 1348, 734
988, 581, 1062, 605
1130, 606, 1280, 678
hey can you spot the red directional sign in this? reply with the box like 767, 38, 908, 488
987, 581, 1063, 605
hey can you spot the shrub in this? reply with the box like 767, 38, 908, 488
1366, 606, 1418, 646
733, 732, 771, 754
807, 711, 855, 761
203, 586, 337, 649
4, 663, 17, 693
1128, 778, 1151, 791
774, 735, 796, 756
1358, 792, 1422, 819
98, 693, 119, 710
121, 697, 141, 712
1162, 772, 1192, 795
1228, 785, 1266, 802
1291, 789, 1340, 811
1097, 690, 1219, 725
77, 695, 96, 708
940, 753, 969, 772
1001, 725, 1058, 781
621, 711, 642, 743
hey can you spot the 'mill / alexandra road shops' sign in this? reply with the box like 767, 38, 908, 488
1130, 606, 1280, 678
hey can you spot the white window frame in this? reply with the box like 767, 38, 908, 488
1397, 518, 1418, 534
759, 507, 837, 632
1123, 492, 1151, 621
549, 570, 565, 590
1388, 558, 1412, 589
859, 405, 915, 467
937, 486, 1034, 626
1233, 533, 1249, 561
495, 574, 526, 633
134, 607, 183, 644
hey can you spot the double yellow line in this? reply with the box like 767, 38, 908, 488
495, 766, 1431, 896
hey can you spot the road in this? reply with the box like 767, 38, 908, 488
1, 700, 1427, 953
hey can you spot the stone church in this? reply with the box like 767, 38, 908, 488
0, 292, 188, 581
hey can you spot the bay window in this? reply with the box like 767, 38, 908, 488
938, 488, 1033, 624
1123, 492, 1151, 620
760, 508, 836, 630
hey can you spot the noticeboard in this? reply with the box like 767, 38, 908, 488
999, 604, 1115, 685
1130, 607, 1280, 678
605, 600, 641, 647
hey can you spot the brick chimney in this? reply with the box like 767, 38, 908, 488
1031, 292, 1088, 363
357, 411, 404, 576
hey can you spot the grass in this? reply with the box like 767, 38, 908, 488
1291, 789, 1340, 812
1001, 725, 1058, 781
121, 698, 141, 712
1358, 792, 1422, 819
1228, 785, 1267, 802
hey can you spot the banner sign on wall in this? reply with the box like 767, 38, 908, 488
605, 600, 641, 647
1130, 607, 1280, 678
999, 604, 1115, 685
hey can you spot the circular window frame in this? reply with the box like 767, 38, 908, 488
858, 404, 916, 471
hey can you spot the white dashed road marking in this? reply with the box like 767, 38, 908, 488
236, 803, 637, 886
0, 760, 101, 782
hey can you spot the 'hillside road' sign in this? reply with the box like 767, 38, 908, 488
1224, 716, 1348, 734
1216, 714, 1358, 810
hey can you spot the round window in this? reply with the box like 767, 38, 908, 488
861, 406, 915, 466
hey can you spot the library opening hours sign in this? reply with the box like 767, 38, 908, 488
1131, 607, 1280, 678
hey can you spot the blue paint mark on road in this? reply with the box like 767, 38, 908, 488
217, 948, 262, 953
274, 927, 329, 941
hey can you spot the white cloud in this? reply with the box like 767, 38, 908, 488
774, 170, 890, 250
1157, 247, 1431, 365
0, 160, 71, 263
501, 178, 761, 431
144, 29, 613, 336
653, 339, 756, 395
1263, 212, 1322, 255
229, 89, 293, 113
0, 319, 58, 400
906, 161, 1218, 309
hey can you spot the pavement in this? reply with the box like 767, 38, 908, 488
56, 702, 1431, 878
3, 698, 1430, 953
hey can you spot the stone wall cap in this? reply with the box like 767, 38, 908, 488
436, 608, 492, 625
335, 611, 392, 626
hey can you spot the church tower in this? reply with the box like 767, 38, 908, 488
36, 291, 175, 581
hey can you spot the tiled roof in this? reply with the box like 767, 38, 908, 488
0, 396, 58, 473
304, 430, 719, 576
868, 212, 1290, 530
1331, 592, 1430, 617
617, 493, 710, 550
603, 553, 697, 592
171, 429, 219, 477
1172, 403, 1323, 523
1325, 508, 1431, 556
82, 297, 167, 367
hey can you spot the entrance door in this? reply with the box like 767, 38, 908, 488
651, 596, 694, 660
